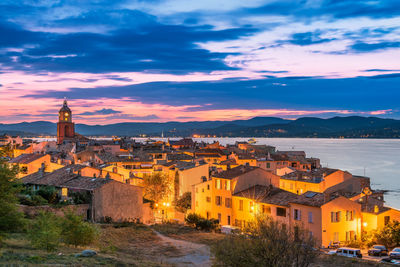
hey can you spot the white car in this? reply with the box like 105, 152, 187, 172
390, 247, 400, 259
330, 247, 362, 258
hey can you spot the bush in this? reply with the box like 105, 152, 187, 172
60, 210, 99, 247
174, 192, 191, 213
36, 186, 59, 204
185, 213, 219, 231
212, 216, 317, 267
185, 213, 203, 226
27, 211, 61, 251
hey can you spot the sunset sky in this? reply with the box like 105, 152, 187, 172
1, 0, 400, 124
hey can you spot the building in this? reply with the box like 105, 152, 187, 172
8, 153, 62, 178
192, 165, 280, 225
57, 99, 75, 145
22, 165, 144, 222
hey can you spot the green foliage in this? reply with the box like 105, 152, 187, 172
142, 173, 171, 204
364, 220, 400, 248
174, 192, 191, 213
60, 209, 99, 247
36, 186, 59, 204
0, 153, 26, 241
70, 191, 91, 204
27, 211, 61, 251
185, 213, 219, 231
212, 216, 317, 267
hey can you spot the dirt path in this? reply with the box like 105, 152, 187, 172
153, 231, 212, 267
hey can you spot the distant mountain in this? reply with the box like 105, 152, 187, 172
1, 116, 400, 138
0, 117, 289, 136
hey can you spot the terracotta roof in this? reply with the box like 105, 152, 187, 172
234, 185, 298, 207
22, 164, 113, 190
281, 168, 339, 182
213, 165, 258, 180
61, 176, 112, 190
289, 191, 325, 207
9, 153, 46, 164
96, 152, 121, 163
169, 138, 194, 146
21, 164, 87, 186
167, 153, 194, 161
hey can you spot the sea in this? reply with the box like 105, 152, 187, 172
29, 137, 400, 209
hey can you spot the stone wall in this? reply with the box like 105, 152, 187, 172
93, 181, 143, 222
19, 204, 89, 219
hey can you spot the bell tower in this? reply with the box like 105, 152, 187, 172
57, 99, 75, 144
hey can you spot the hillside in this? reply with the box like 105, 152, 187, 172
1, 116, 400, 138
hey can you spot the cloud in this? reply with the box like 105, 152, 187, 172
79, 108, 122, 116
24, 75, 400, 112
366, 73, 400, 79
287, 31, 336, 46
350, 41, 400, 52
0, 17, 258, 74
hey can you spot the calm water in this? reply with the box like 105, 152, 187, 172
194, 138, 400, 209
29, 137, 400, 208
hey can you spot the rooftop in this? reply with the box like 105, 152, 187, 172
9, 153, 47, 164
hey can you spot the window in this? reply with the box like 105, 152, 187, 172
20, 166, 28, 174
346, 231, 355, 241
216, 179, 221, 189
277, 207, 286, 217
267, 163, 271, 168
346, 210, 354, 221
225, 198, 232, 208
227, 215, 231, 225
239, 199, 243, 211
215, 196, 222, 206
331, 211, 341, 222
206, 196, 211, 203
226, 180, 231, 191
308, 212, 313, 223
294, 209, 301, 220
207, 184, 210, 190
333, 232, 339, 242
262, 205, 271, 214
206, 212, 210, 219
385, 216, 390, 225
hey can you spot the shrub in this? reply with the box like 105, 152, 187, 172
185, 213, 219, 231
37, 186, 59, 204
212, 216, 317, 267
185, 213, 202, 226
27, 211, 61, 251
60, 210, 99, 247
174, 192, 191, 213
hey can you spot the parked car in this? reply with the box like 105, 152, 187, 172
368, 245, 388, 256
332, 247, 362, 258
390, 248, 400, 259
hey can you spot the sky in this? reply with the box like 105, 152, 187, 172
1, 0, 400, 125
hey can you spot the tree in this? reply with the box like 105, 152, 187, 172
60, 209, 98, 247
142, 172, 171, 204
28, 211, 61, 251
175, 192, 191, 213
212, 216, 317, 267
0, 151, 25, 243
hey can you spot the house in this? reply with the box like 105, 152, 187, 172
21, 165, 143, 222
192, 165, 280, 225
8, 153, 62, 178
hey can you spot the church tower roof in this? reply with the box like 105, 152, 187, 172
59, 99, 71, 113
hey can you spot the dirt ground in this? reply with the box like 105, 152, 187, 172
0, 223, 393, 266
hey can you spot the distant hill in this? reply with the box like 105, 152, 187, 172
1, 116, 400, 138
